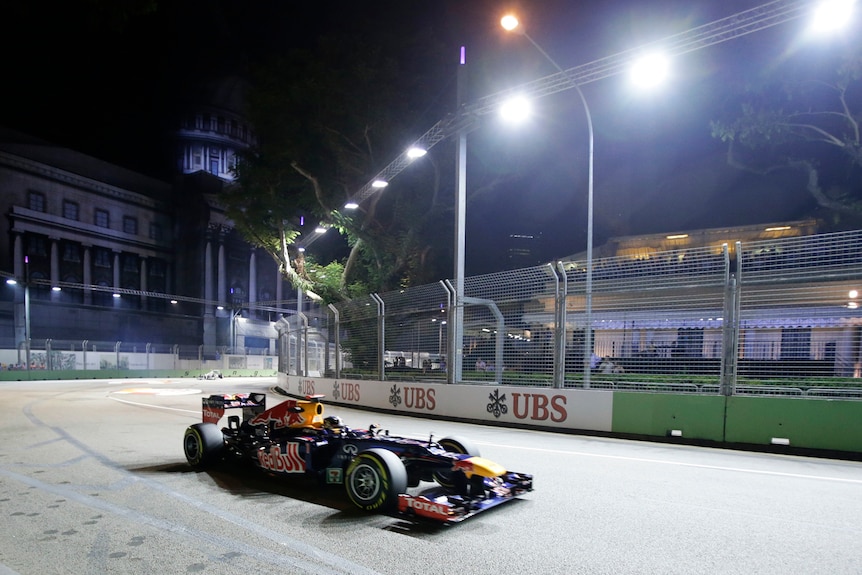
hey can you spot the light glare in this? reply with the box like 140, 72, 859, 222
630, 52, 670, 89
406, 147, 427, 159
499, 96, 531, 122
501, 14, 520, 31
810, 0, 855, 33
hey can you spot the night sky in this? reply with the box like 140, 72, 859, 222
2, 0, 850, 276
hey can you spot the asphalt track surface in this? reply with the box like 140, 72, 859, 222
1, 377, 861, 575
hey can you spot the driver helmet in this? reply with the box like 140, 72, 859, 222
323, 415, 344, 431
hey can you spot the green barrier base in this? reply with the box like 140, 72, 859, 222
725, 396, 862, 453
612, 392, 726, 441
612, 391, 862, 455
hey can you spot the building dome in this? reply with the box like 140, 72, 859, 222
175, 75, 256, 181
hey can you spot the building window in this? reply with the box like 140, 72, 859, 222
149, 222, 163, 241
123, 216, 138, 235
94, 248, 111, 268
63, 200, 80, 221
27, 236, 47, 257
122, 253, 138, 272
28, 191, 46, 212
62, 242, 80, 263
192, 146, 202, 168
150, 259, 165, 277
95, 209, 109, 228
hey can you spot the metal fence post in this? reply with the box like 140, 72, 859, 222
552, 262, 566, 389
720, 243, 740, 396
298, 312, 309, 377
442, 280, 455, 383
327, 304, 340, 378
371, 293, 385, 381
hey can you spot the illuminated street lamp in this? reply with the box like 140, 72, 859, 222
502, 14, 596, 387
501, 14, 672, 387
810, 0, 856, 33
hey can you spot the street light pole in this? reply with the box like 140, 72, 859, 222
502, 15, 594, 388
453, 45, 467, 384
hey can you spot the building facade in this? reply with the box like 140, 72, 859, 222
0, 81, 288, 354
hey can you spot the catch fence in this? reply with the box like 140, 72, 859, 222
280, 229, 862, 397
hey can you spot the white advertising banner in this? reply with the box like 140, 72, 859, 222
279, 374, 613, 432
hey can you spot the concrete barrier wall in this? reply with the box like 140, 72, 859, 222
724, 396, 862, 453
611, 392, 727, 442
280, 374, 862, 456
280, 374, 614, 432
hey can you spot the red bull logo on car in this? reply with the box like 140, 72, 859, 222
257, 444, 305, 473
249, 400, 305, 429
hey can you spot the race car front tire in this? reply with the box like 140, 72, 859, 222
433, 436, 480, 489
183, 423, 225, 468
345, 448, 408, 513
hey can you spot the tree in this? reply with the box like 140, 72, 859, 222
225, 28, 455, 304
711, 46, 862, 221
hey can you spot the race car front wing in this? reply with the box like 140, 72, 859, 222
397, 471, 533, 523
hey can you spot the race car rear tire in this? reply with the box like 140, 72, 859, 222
433, 436, 481, 489
183, 423, 224, 469
345, 448, 408, 513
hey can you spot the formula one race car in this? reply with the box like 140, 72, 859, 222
182, 393, 533, 523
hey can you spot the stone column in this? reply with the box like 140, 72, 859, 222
204, 238, 213, 313
140, 256, 148, 308
12, 234, 24, 345
82, 245, 92, 305
218, 235, 226, 317
50, 238, 59, 287
113, 251, 121, 291
202, 230, 216, 349
13, 234, 23, 279
113, 251, 121, 308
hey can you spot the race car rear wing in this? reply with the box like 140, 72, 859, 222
202, 393, 266, 425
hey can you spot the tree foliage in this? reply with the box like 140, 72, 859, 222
224, 28, 455, 304
711, 46, 862, 219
